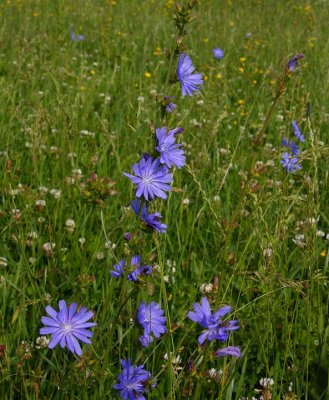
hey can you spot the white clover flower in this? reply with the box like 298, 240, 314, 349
293, 234, 305, 248
208, 368, 223, 380
219, 148, 229, 156
50, 146, 58, 154
42, 242, 56, 256
199, 283, 213, 294
35, 336, 50, 349
263, 247, 273, 259
182, 198, 190, 206
259, 377, 274, 388
80, 130, 95, 138
79, 237, 86, 246
65, 219, 76, 233
38, 186, 48, 194
35, 200, 46, 210
0, 257, 8, 268
50, 189, 61, 199
72, 169, 83, 179
96, 252, 105, 260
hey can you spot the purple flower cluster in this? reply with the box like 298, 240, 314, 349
114, 359, 156, 400
137, 301, 166, 347
39, 300, 96, 356
281, 121, 304, 173
188, 297, 240, 358
69, 27, 85, 42
124, 127, 186, 233
110, 255, 153, 282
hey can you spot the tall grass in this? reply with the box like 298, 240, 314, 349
0, 0, 328, 399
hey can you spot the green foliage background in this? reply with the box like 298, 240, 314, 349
0, 0, 328, 398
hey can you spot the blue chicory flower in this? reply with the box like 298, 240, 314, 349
188, 297, 239, 345
213, 48, 224, 59
110, 260, 125, 278
139, 333, 154, 347
110, 255, 152, 282
287, 53, 304, 72
113, 359, 156, 400
156, 127, 186, 169
124, 156, 172, 201
39, 300, 96, 356
137, 301, 166, 346
292, 120, 305, 143
280, 152, 302, 173
70, 30, 85, 42
131, 199, 167, 233
281, 138, 299, 155
163, 96, 176, 113
215, 346, 241, 358
176, 53, 203, 96
166, 102, 176, 113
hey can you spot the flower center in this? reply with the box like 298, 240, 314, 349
63, 323, 73, 333
142, 175, 153, 186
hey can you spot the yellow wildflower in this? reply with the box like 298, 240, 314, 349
153, 47, 162, 56
144, 72, 152, 78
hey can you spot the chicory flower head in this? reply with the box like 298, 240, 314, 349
127, 255, 153, 282
137, 301, 166, 347
110, 255, 152, 282
124, 156, 172, 201
113, 359, 156, 400
280, 152, 302, 173
177, 53, 203, 96
292, 120, 305, 143
166, 102, 176, 113
39, 300, 96, 356
156, 127, 186, 169
287, 53, 304, 72
281, 138, 299, 155
163, 96, 177, 113
110, 260, 125, 278
213, 48, 224, 59
188, 297, 239, 345
131, 199, 167, 233
69, 29, 85, 42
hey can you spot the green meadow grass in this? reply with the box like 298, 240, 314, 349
0, 0, 328, 398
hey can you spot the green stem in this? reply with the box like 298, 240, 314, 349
192, 346, 211, 400
104, 287, 137, 365
254, 72, 288, 144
